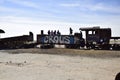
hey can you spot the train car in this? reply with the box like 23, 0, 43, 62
1, 27, 119, 50
37, 27, 120, 50
110, 37, 120, 50
37, 31, 85, 49
0, 32, 34, 49
80, 27, 120, 50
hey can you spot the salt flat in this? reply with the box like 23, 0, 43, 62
0, 49, 120, 80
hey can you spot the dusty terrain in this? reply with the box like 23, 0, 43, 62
0, 48, 120, 80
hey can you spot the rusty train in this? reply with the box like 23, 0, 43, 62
0, 32, 35, 49
37, 27, 120, 50
0, 27, 120, 50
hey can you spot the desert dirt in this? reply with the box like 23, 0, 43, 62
0, 48, 120, 80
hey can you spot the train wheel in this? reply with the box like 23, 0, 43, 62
65, 45, 69, 48
112, 44, 120, 50
100, 44, 110, 50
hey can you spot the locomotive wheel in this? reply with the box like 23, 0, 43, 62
40, 44, 54, 49
65, 44, 80, 49
100, 44, 110, 50
112, 44, 120, 50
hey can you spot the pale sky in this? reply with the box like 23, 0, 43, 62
0, 0, 120, 39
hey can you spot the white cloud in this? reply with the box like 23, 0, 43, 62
0, 16, 88, 38
0, 15, 120, 40
60, 2, 120, 14
86, 3, 120, 14
60, 3, 80, 7
0, 6, 24, 13
7, 0, 39, 8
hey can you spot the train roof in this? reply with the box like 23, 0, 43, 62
0, 35, 30, 41
80, 27, 111, 31
0, 32, 33, 41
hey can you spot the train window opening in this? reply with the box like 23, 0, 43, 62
93, 31, 95, 34
88, 31, 96, 35
88, 31, 92, 34
82, 31, 86, 39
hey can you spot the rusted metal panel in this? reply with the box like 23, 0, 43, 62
0, 32, 34, 49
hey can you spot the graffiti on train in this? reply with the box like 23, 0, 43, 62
41, 35, 74, 44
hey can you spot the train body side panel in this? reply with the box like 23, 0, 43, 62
37, 35, 75, 44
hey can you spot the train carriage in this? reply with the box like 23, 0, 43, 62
37, 31, 85, 49
0, 32, 34, 49
37, 27, 120, 50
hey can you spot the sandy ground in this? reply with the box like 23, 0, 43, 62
0, 48, 120, 80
